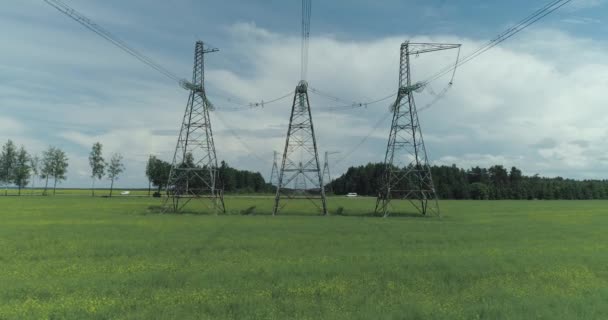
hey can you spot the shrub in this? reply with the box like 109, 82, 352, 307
240, 206, 256, 215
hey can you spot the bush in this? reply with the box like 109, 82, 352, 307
152, 192, 161, 198
334, 206, 345, 216
240, 206, 256, 215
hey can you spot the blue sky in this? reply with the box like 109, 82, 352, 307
2, 0, 608, 188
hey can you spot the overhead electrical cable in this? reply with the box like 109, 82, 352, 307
333, 112, 392, 165
332, 87, 450, 166
308, 0, 572, 113
301, 0, 312, 81
43, 0, 291, 111
212, 112, 267, 162
422, 0, 573, 86
44, 0, 182, 83
309, 87, 397, 111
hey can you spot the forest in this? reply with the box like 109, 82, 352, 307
330, 163, 608, 200
147, 157, 608, 199
146, 156, 270, 194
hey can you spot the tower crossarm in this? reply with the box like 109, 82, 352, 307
399, 82, 426, 95
406, 42, 461, 55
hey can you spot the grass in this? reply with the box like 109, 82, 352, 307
1, 197, 608, 319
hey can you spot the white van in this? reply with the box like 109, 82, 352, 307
346, 192, 358, 197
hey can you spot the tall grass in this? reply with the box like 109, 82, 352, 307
1, 197, 607, 319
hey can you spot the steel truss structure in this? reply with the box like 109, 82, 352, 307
375, 42, 460, 217
269, 151, 280, 187
273, 81, 327, 215
164, 41, 225, 214
322, 151, 339, 194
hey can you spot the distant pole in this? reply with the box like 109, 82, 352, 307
270, 151, 280, 188
322, 151, 340, 195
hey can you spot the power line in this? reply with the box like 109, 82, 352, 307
332, 81, 454, 167
301, 0, 312, 81
44, 0, 293, 111
210, 90, 293, 111
212, 112, 267, 163
334, 112, 392, 165
309, 87, 397, 111
308, 0, 572, 113
309, 87, 358, 105
422, 0, 573, 85
44, 0, 182, 83
246, 91, 294, 108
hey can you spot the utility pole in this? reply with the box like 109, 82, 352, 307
375, 41, 460, 217
164, 41, 225, 214
273, 0, 327, 216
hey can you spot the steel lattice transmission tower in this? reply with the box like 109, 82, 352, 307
375, 41, 461, 217
269, 151, 280, 187
322, 151, 339, 194
273, 0, 327, 215
273, 81, 327, 215
164, 41, 225, 214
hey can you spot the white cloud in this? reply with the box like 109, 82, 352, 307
0, 117, 24, 134
568, 0, 606, 10
4, 4, 608, 187
562, 17, 601, 24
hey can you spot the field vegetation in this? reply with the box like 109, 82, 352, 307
1, 197, 608, 319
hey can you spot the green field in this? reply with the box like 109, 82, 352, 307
1, 197, 608, 319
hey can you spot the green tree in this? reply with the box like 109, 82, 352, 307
488, 165, 509, 199
469, 182, 490, 200
41, 146, 69, 195
145, 156, 171, 194
0, 140, 17, 196
509, 167, 523, 199
13, 146, 30, 195
88, 142, 105, 197
51, 148, 69, 195
41, 147, 54, 195
107, 153, 125, 197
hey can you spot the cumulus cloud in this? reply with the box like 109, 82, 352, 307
3, 3, 608, 188
568, 0, 606, 10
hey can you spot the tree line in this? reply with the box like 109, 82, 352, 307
0, 140, 68, 195
330, 163, 608, 200
11, 136, 608, 200
0, 140, 126, 196
145, 157, 271, 196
